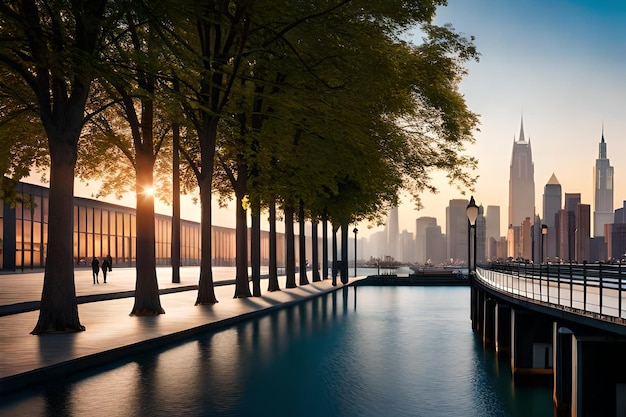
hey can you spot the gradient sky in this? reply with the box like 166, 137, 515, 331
69, 1, 626, 239
374, 0, 626, 239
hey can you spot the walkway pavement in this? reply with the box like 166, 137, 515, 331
0, 266, 355, 395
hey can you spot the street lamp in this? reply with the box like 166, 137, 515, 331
541, 224, 548, 263
466, 196, 479, 276
353, 227, 358, 277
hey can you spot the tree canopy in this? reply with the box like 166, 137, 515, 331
0, 0, 479, 321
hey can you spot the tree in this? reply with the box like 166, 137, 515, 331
207, 1, 479, 292
0, 0, 112, 334
168, 1, 254, 304
79, 6, 172, 316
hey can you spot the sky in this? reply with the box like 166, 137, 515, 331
64, 1, 626, 239
380, 0, 626, 239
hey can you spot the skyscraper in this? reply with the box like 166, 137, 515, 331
485, 205, 500, 240
476, 205, 486, 264
576, 204, 591, 262
446, 199, 469, 263
593, 130, 614, 237
542, 173, 562, 259
425, 224, 445, 265
416, 217, 437, 263
386, 206, 399, 260
563, 193, 581, 261
485, 205, 500, 261
508, 118, 535, 228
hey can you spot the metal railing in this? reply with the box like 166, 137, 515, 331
476, 262, 626, 321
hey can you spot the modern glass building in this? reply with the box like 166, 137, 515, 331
0, 181, 287, 271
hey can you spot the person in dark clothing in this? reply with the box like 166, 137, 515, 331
101, 258, 110, 283
106, 254, 113, 271
91, 257, 100, 284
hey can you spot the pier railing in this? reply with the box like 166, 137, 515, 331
476, 262, 626, 321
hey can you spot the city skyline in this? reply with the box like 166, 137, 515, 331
381, 0, 626, 239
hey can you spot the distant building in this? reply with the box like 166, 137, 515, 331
425, 225, 445, 265
564, 193, 581, 261
415, 217, 437, 263
507, 226, 520, 259
485, 205, 500, 260
509, 117, 535, 229
556, 209, 572, 261
542, 173, 562, 259
521, 217, 532, 261
607, 201, 626, 261
446, 199, 469, 264
399, 229, 415, 263
575, 204, 591, 262
495, 237, 508, 260
476, 205, 487, 264
593, 130, 614, 237
607, 224, 626, 261
386, 206, 399, 260
615, 200, 626, 224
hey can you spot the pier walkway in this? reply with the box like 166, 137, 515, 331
0, 267, 354, 395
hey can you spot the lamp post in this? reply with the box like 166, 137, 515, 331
353, 227, 358, 277
541, 224, 548, 263
466, 196, 479, 277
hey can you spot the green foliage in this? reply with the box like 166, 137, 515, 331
207, 0, 479, 226
1, 0, 479, 241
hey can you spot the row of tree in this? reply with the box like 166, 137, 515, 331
0, 0, 479, 334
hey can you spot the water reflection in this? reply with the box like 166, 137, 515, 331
1, 287, 553, 417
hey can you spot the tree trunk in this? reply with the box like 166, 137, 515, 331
130, 152, 164, 316
331, 222, 339, 286
233, 190, 251, 298
251, 198, 261, 296
195, 173, 218, 304
311, 219, 320, 282
31, 140, 84, 334
171, 119, 181, 283
341, 222, 349, 284
285, 205, 296, 288
267, 195, 280, 292
298, 201, 309, 285
322, 213, 328, 280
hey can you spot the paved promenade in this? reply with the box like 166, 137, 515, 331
0, 266, 354, 395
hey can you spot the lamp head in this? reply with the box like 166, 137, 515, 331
466, 196, 479, 226
541, 224, 548, 235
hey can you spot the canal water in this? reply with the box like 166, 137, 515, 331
2, 286, 552, 416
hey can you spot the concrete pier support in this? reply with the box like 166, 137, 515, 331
553, 324, 572, 416
571, 336, 626, 417
510, 309, 553, 379
495, 303, 511, 356
483, 298, 496, 346
472, 287, 485, 334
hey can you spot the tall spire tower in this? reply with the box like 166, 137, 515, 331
593, 127, 614, 237
508, 117, 535, 228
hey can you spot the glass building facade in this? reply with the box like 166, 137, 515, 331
1, 182, 293, 271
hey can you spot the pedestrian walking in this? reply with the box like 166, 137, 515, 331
101, 258, 110, 283
106, 254, 113, 271
91, 257, 100, 284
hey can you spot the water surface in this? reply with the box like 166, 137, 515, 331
1, 286, 552, 416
